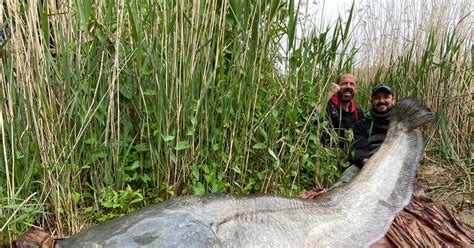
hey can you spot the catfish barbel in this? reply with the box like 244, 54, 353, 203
58, 97, 434, 247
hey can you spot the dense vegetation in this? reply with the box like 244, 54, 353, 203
0, 0, 471, 243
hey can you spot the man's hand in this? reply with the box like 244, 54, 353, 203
317, 83, 341, 113
329, 83, 340, 97
362, 158, 368, 165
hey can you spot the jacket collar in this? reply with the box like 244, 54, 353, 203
366, 110, 391, 120
330, 94, 357, 112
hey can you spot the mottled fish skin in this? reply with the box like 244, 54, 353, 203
58, 98, 433, 248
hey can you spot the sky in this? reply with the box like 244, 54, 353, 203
277, 0, 359, 71
298, 0, 358, 33
282, 0, 473, 69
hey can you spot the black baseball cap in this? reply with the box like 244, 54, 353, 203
372, 85, 394, 97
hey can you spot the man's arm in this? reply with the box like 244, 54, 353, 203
317, 83, 339, 113
328, 83, 340, 101
353, 120, 370, 168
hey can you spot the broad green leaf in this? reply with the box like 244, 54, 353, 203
170, 153, 177, 164
125, 161, 140, 171
252, 143, 265, 149
193, 183, 206, 196
273, 161, 281, 169
72, 192, 81, 204
233, 165, 241, 174
84, 206, 95, 213
84, 136, 97, 144
268, 149, 279, 161
176, 141, 191, 150
142, 89, 157, 96
162, 135, 175, 142
134, 143, 148, 152
187, 127, 196, 136
141, 174, 151, 183
192, 165, 200, 180
120, 80, 134, 99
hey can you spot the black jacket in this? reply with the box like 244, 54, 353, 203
353, 110, 390, 168
322, 95, 365, 149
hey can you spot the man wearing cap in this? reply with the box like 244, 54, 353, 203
353, 84, 396, 167
333, 84, 396, 186
322, 73, 365, 149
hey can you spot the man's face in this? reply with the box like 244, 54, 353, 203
371, 90, 396, 114
337, 74, 357, 102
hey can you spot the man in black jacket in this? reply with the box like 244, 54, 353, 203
333, 84, 396, 186
353, 85, 396, 167
322, 74, 365, 149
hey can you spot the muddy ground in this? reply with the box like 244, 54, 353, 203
417, 160, 473, 227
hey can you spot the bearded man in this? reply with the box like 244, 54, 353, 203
323, 73, 365, 149
353, 85, 396, 167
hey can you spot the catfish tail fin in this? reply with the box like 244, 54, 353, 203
390, 97, 434, 131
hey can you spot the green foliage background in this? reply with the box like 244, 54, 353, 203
0, 0, 471, 242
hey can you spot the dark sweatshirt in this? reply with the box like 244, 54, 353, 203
322, 95, 365, 149
353, 110, 391, 168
